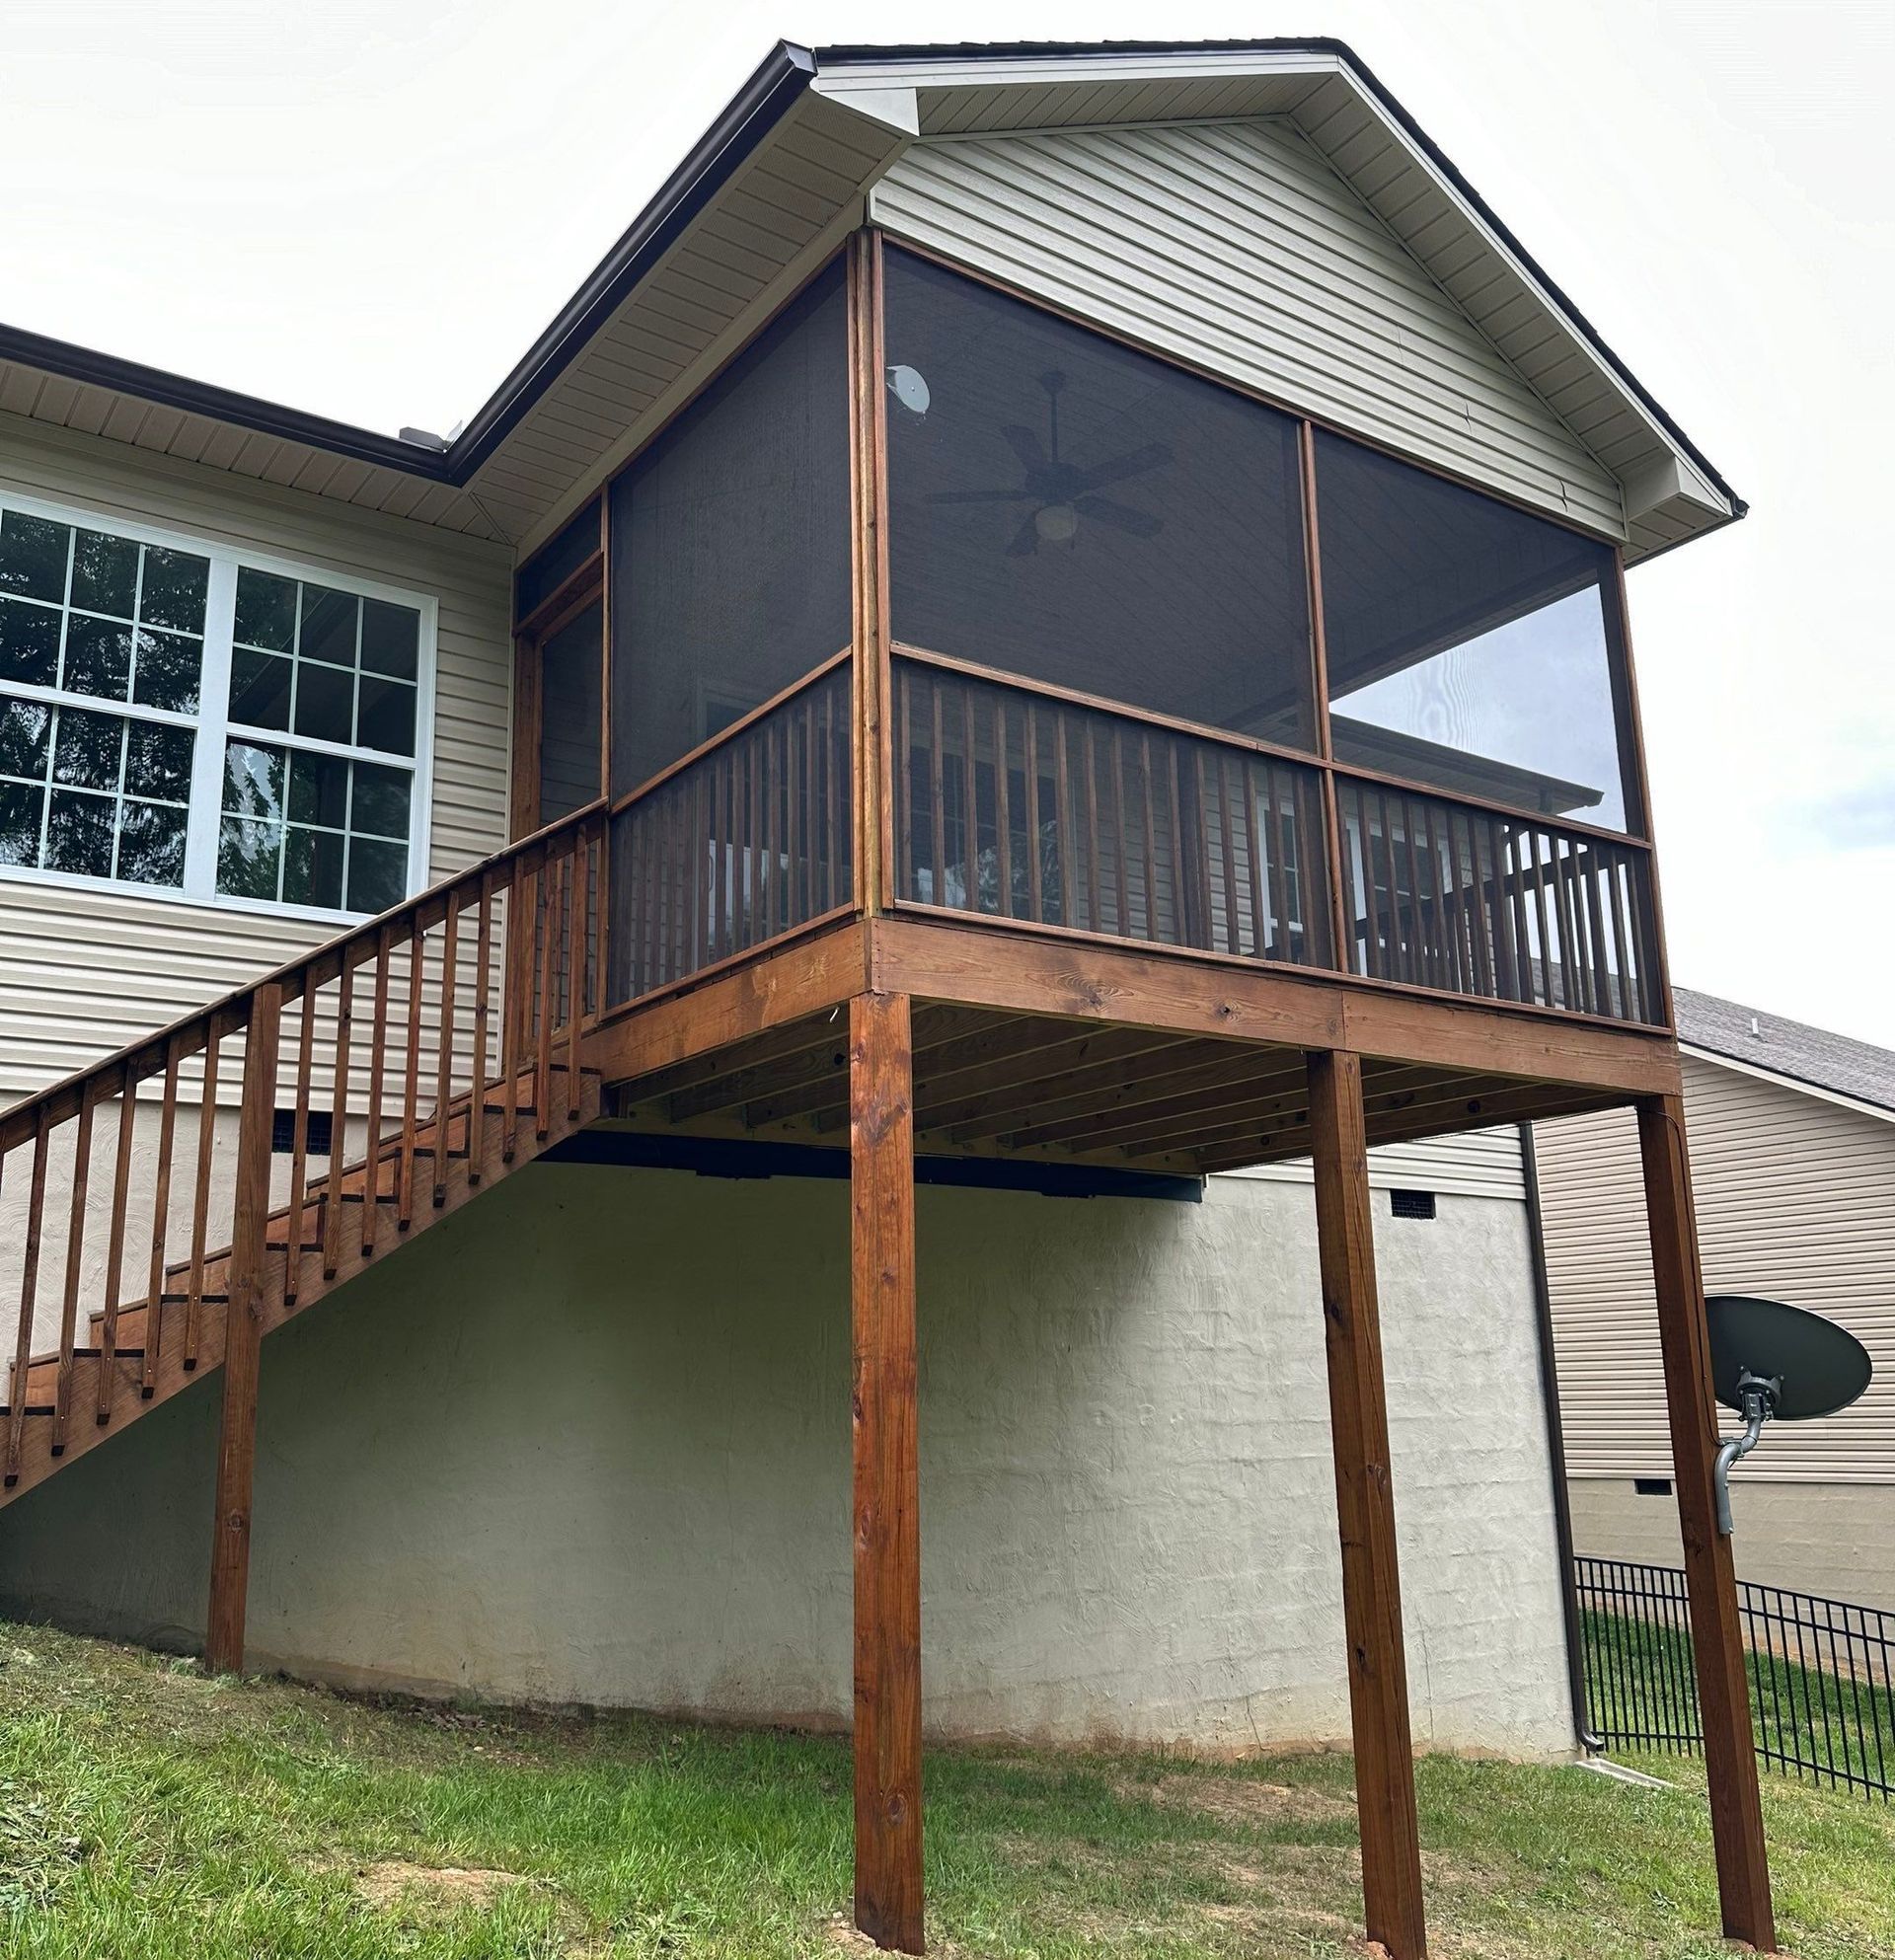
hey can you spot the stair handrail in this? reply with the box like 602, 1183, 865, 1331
0, 799, 607, 1154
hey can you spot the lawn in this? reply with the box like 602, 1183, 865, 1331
1, 1621, 1891, 1959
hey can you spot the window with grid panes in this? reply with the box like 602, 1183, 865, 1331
0, 497, 430, 916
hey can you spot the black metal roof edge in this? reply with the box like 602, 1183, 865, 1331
0, 36, 1743, 528
0, 315, 459, 482
812, 38, 1745, 521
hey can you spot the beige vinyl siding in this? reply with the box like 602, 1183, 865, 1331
1537, 1053, 1895, 1484
1229, 1122, 1527, 1203
870, 119, 1626, 541
0, 412, 513, 1101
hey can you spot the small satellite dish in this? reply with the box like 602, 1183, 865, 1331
886, 365, 930, 416
1703, 1295, 1871, 1536
1706, 1295, 1872, 1422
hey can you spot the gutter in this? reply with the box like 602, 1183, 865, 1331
1519, 1120, 1605, 1752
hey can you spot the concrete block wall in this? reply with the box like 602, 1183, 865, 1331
0, 1160, 1576, 1760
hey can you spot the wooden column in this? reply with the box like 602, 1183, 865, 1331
1307, 1048, 1428, 1960
1636, 1093, 1776, 1951
204, 981, 281, 1677
850, 989, 924, 1954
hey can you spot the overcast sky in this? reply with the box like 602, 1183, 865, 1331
4, 1, 1890, 1042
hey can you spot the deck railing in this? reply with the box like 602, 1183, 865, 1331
1334, 775, 1662, 1024
0, 803, 604, 1475
606, 656, 854, 1008
892, 650, 1333, 970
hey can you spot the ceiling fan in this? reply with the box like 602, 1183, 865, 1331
927, 369, 1173, 556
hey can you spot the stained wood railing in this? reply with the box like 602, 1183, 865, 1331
0, 802, 605, 1485
607, 656, 854, 1007
891, 650, 1333, 969
1334, 773, 1662, 1025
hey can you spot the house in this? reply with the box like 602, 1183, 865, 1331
0, 38, 1778, 1958
1536, 988, 1895, 1611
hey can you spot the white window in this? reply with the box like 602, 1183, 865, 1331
0, 494, 434, 920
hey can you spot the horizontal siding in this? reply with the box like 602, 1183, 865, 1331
870, 120, 1626, 540
1537, 1055, 1895, 1483
1228, 1122, 1526, 1202
0, 413, 514, 1100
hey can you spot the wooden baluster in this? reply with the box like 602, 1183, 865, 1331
1246, 762, 1271, 960
992, 693, 1014, 919
895, 668, 913, 907
535, 854, 559, 1142
1377, 792, 1406, 985
1164, 738, 1188, 946
142, 1039, 180, 1397
1546, 834, 1581, 1012
323, 959, 353, 1278
929, 677, 948, 913
283, 987, 316, 1306
5, 1115, 51, 1484
1213, 751, 1239, 954
498, 873, 521, 1166
1399, 795, 1429, 986
1051, 708, 1074, 930
469, 871, 493, 1185
97, 1062, 138, 1425
185, 1026, 221, 1370
1109, 726, 1130, 939
1026, 698, 1042, 925
1081, 717, 1101, 938
1486, 818, 1523, 1001
433, 898, 459, 1207
1523, 826, 1557, 1007
1457, 813, 1493, 1000
398, 917, 424, 1231
1605, 845, 1636, 1021
825, 678, 842, 913
958, 680, 978, 913
52, 1082, 99, 1455
1139, 730, 1159, 942
1581, 844, 1614, 1018
363, 924, 393, 1249
805, 681, 821, 924
567, 848, 584, 1121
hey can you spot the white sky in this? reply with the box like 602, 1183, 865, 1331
4, 1, 1891, 1043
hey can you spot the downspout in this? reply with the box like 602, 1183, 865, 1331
1519, 1121, 1604, 1752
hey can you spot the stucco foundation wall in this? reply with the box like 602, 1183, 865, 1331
0, 1164, 1575, 1759
1570, 1477, 1895, 1618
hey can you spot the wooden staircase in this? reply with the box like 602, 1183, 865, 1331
0, 805, 606, 1518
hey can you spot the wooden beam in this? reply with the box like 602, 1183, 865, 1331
1636, 1094, 1776, 1951
851, 991, 925, 1954
204, 980, 281, 1678
1307, 1049, 1428, 1960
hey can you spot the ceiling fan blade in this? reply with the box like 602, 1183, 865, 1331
1004, 513, 1041, 557
1073, 441, 1174, 492
1074, 494, 1163, 540
1000, 423, 1046, 472
927, 489, 1039, 504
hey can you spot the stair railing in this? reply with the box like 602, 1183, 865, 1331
0, 801, 605, 1484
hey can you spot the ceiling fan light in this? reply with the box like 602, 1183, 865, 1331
1034, 501, 1079, 545
886, 364, 931, 416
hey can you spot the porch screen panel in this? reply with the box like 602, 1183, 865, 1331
1314, 429, 1637, 834
608, 262, 851, 797
882, 247, 1316, 754
538, 598, 602, 825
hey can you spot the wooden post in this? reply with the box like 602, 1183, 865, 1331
1307, 1048, 1428, 1960
1636, 1093, 1776, 1951
204, 981, 281, 1677
851, 989, 924, 1954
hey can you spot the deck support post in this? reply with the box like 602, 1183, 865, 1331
850, 989, 924, 1953
1307, 1048, 1428, 1960
1636, 1093, 1776, 1951
204, 981, 281, 1677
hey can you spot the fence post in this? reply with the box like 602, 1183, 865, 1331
204, 983, 281, 1677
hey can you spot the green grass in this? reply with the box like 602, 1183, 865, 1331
1582, 1604, 1895, 1799
1, 1620, 1892, 1958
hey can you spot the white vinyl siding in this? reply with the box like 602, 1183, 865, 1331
0, 411, 512, 1101
870, 119, 1627, 544
1537, 1054, 1895, 1484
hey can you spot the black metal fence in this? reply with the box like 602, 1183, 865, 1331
1575, 1555, 1895, 1801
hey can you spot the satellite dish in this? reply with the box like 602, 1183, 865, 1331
1706, 1295, 1872, 1422
1703, 1295, 1871, 1536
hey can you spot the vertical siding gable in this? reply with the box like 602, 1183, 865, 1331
869, 118, 1626, 539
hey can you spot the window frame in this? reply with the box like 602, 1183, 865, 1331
0, 487, 438, 924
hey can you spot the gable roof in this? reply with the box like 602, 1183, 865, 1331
0, 38, 1741, 559
1677, 987, 1895, 1120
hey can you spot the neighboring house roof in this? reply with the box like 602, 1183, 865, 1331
0, 38, 1741, 559
1676, 987, 1895, 1120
